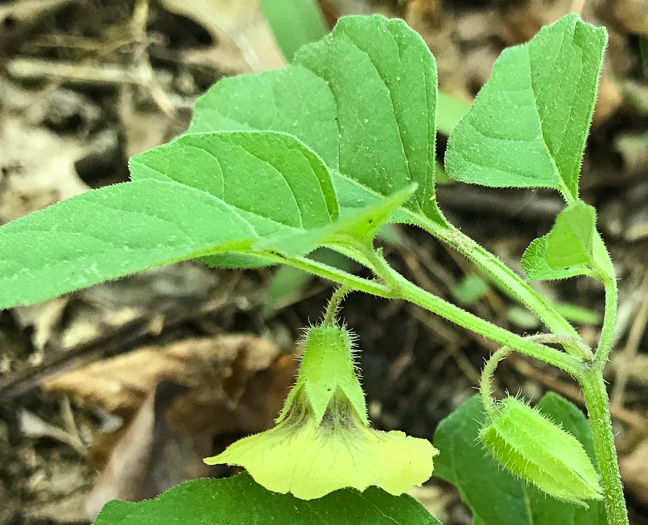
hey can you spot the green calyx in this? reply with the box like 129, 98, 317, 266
277, 324, 368, 426
479, 397, 603, 506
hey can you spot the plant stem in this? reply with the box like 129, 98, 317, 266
259, 253, 395, 298
322, 286, 350, 326
480, 346, 512, 419
263, 249, 581, 375
385, 266, 583, 375
580, 368, 629, 525
422, 220, 584, 354
595, 276, 618, 370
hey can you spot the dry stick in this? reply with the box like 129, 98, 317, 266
610, 271, 648, 408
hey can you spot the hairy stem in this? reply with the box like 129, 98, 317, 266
322, 286, 351, 326
480, 346, 513, 419
374, 257, 583, 375
580, 368, 629, 525
259, 252, 395, 298
263, 249, 581, 375
422, 220, 584, 355
595, 276, 618, 370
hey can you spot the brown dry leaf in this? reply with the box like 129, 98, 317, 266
13, 297, 69, 354
405, 6, 468, 97
158, 0, 286, 74
405, 0, 442, 27
497, 0, 575, 46
118, 86, 178, 159
43, 334, 296, 518
43, 335, 296, 461
620, 436, 648, 505
600, 0, 648, 36
610, 353, 648, 385
0, 114, 89, 222
85, 381, 212, 519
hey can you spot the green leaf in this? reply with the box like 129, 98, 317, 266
188, 15, 443, 225
131, 130, 338, 268
261, 0, 328, 62
131, 131, 339, 231
433, 394, 605, 525
544, 202, 596, 270
521, 235, 590, 281
0, 180, 258, 309
255, 184, 416, 257
94, 472, 441, 525
0, 137, 409, 309
445, 14, 607, 200
521, 201, 613, 281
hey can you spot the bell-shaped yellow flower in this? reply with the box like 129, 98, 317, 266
205, 324, 437, 500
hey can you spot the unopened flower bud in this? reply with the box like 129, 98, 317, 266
480, 397, 603, 506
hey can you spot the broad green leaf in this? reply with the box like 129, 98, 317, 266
94, 472, 442, 525
0, 180, 258, 309
445, 15, 607, 200
545, 201, 596, 270
188, 15, 443, 224
131, 131, 338, 268
433, 394, 605, 525
255, 185, 416, 257
131, 131, 339, 231
0, 151, 408, 309
261, 0, 328, 62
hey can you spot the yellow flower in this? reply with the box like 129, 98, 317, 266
205, 324, 438, 500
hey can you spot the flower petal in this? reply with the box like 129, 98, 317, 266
205, 415, 437, 500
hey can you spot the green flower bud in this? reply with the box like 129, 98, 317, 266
479, 397, 603, 506
205, 323, 437, 500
